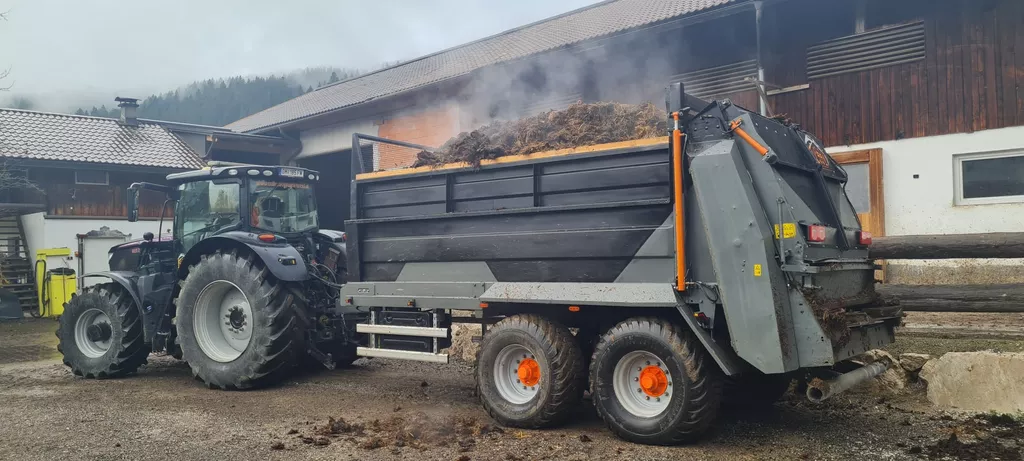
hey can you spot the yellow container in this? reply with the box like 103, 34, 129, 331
35, 249, 77, 318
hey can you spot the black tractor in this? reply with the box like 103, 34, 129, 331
57, 164, 363, 389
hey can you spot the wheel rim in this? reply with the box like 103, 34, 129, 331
74, 308, 112, 358
193, 280, 253, 363
613, 350, 673, 417
493, 344, 541, 404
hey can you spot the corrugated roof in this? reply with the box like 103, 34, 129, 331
227, 0, 737, 133
0, 109, 205, 169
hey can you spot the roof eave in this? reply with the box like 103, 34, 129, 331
237, 0, 755, 134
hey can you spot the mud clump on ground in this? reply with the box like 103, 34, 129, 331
298, 412, 504, 451
314, 416, 365, 437
917, 414, 1024, 460
411, 102, 667, 168
923, 433, 1022, 460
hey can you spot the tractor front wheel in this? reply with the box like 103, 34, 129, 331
176, 251, 306, 390
57, 283, 150, 378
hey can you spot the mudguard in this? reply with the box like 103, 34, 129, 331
315, 229, 345, 243
80, 271, 144, 314
178, 231, 309, 282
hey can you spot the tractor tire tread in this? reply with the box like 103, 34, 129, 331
177, 250, 304, 390
56, 283, 149, 379
475, 314, 584, 429
590, 317, 721, 445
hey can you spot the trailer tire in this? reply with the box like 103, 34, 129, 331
57, 284, 150, 378
590, 317, 721, 445
176, 250, 306, 390
475, 314, 584, 428
723, 373, 792, 409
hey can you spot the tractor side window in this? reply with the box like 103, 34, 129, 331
175, 181, 241, 253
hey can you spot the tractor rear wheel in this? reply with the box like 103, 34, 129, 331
176, 250, 306, 390
589, 317, 722, 445
57, 283, 149, 378
475, 314, 584, 428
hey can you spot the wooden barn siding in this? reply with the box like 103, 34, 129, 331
768, 0, 1024, 147
36, 169, 172, 218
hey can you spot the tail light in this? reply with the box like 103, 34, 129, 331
857, 230, 873, 246
807, 225, 827, 242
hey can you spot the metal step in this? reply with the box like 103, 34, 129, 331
356, 347, 449, 363
356, 324, 448, 338
356, 308, 452, 364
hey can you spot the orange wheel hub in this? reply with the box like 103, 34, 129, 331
517, 358, 541, 387
638, 365, 668, 397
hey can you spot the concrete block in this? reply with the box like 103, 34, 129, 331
920, 351, 1024, 413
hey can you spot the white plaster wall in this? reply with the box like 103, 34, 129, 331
20, 212, 170, 277
297, 118, 378, 159
829, 125, 1024, 284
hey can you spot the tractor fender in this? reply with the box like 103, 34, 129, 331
178, 232, 309, 282
79, 271, 144, 316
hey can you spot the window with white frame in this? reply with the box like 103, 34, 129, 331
74, 170, 109, 185
954, 150, 1024, 205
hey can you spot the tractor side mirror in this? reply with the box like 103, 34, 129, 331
127, 187, 140, 222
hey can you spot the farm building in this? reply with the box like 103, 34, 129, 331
0, 98, 296, 311
227, 0, 1024, 285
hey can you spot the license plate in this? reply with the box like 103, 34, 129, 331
279, 167, 304, 178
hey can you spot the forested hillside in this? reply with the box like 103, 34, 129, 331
74, 67, 362, 127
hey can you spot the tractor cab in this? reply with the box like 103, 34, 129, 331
127, 165, 323, 257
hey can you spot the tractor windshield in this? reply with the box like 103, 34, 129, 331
249, 180, 318, 234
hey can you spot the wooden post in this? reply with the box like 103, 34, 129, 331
877, 284, 1024, 313
870, 232, 1024, 259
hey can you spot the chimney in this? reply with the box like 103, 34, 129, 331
115, 96, 139, 127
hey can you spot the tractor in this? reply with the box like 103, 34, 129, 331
57, 164, 363, 389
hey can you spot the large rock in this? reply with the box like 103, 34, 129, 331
899, 353, 932, 373
849, 349, 908, 395
920, 351, 1024, 413
857, 349, 898, 366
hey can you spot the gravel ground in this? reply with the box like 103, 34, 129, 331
887, 312, 1024, 357
1, 318, 1021, 461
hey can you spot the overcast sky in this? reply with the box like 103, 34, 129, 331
0, 0, 599, 111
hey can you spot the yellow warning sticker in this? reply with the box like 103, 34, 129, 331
753, 264, 762, 277
773, 223, 797, 239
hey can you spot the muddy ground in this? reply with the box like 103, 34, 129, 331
2, 318, 1023, 461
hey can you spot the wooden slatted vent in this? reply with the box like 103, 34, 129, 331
673, 60, 758, 100
807, 21, 925, 79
